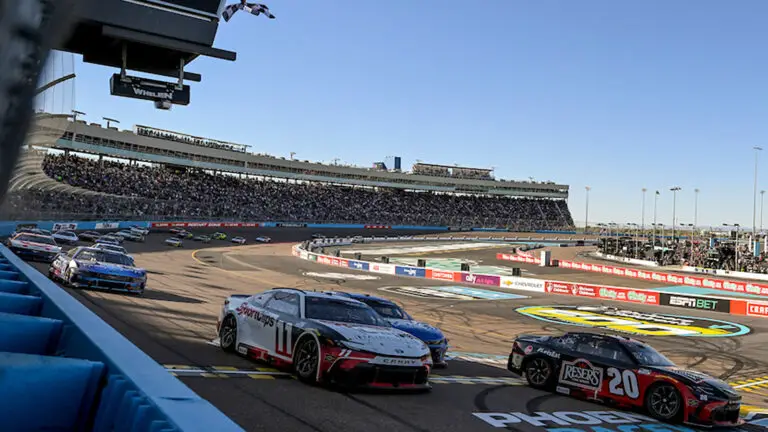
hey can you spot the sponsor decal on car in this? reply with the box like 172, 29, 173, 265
235, 304, 277, 327
369, 357, 424, 367
559, 358, 603, 393
515, 305, 751, 337
535, 347, 560, 359
473, 410, 662, 430
303, 272, 379, 281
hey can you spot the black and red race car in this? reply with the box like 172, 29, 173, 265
508, 332, 742, 428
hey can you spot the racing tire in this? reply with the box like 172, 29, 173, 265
523, 356, 556, 390
644, 383, 682, 422
219, 315, 237, 353
293, 338, 319, 384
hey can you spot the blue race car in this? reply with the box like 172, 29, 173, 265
333, 292, 449, 367
48, 246, 147, 295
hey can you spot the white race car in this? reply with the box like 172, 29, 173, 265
92, 243, 129, 256
130, 226, 150, 236
231, 236, 247, 245
6, 233, 62, 262
255, 236, 272, 243
165, 237, 183, 248
217, 288, 432, 389
52, 230, 79, 245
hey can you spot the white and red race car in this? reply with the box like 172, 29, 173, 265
6, 232, 62, 262
217, 288, 433, 389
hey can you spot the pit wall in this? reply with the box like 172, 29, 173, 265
295, 238, 768, 319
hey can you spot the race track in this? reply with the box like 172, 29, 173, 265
19, 228, 768, 432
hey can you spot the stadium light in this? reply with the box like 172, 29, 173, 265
761, 190, 766, 233
641, 188, 647, 235
694, 188, 700, 229
755, 147, 763, 240
103, 117, 120, 129
670, 187, 681, 241
653, 191, 660, 247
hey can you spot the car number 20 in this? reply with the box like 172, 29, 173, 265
606, 368, 639, 399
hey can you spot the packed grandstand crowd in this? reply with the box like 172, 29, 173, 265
598, 236, 768, 273
0, 154, 574, 230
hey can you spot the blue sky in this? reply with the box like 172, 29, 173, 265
63, 0, 768, 229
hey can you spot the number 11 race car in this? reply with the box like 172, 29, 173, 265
218, 288, 432, 390
507, 332, 742, 427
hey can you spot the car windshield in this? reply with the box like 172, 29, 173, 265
99, 245, 125, 253
305, 297, 388, 326
624, 341, 675, 367
362, 299, 408, 319
16, 234, 56, 245
58, 231, 75, 236
76, 250, 134, 266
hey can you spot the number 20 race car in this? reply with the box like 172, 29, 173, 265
218, 288, 433, 389
507, 332, 742, 427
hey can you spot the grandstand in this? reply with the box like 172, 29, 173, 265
2, 115, 575, 230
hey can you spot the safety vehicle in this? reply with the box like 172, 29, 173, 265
217, 288, 432, 389
333, 292, 448, 367
52, 230, 79, 245
507, 331, 742, 427
232, 236, 247, 245
6, 232, 62, 262
48, 247, 147, 295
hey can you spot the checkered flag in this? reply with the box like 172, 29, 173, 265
222, 1, 275, 22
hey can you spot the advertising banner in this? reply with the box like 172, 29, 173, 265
308, 254, 318, 262
457, 272, 501, 286
496, 252, 541, 265
299, 250, 309, 260
499, 276, 546, 292
150, 221, 259, 228
659, 293, 731, 313
15, 223, 38, 231
330, 258, 349, 267
364, 225, 391, 229
544, 280, 659, 305
52, 222, 77, 232
348, 260, 370, 271
369, 262, 396, 274
318, 255, 333, 265
95, 222, 120, 230
545, 281, 574, 295
395, 266, 426, 278
428, 269, 456, 281
745, 302, 768, 317
277, 223, 307, 228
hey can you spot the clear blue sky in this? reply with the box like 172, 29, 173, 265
67, 0, 768, 229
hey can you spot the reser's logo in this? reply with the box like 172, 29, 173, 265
560, 359, 602, 390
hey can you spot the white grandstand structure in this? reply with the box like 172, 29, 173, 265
30, 115, 569, 199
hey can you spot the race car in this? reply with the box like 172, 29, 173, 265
78, 231, 102, 242
193, 235, 212, 243
6, 233, 62, 262
169, 227, 186, 235
212, 232, 227, 240
175, 230, 194, 239
48, 247, 146, 295
129, 225, 150, 236
52, 230, 79, 245
99, 234, 123, 245
217, 288, 432, 389
333, 292, 448, 367
311, 233, 326, 239
231, 236, 247, 245
165, 237, 183, 247
507, 331, 742, 427
254, 236, 271, 243
12, 227, 52, 237
114, 230, 145, 242
92, 243, 129, 256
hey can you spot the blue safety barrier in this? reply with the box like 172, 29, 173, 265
0, 244, 244, 431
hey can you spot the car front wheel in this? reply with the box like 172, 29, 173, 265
645, 383, 682, 422
293, 338, 319, 384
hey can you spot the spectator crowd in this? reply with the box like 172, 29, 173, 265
135, 126, 247, 153
0, 154, 574, 230
598, 236, 768, 274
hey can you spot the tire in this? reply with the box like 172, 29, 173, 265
293, 337, 319, 384
523, 357, 556, 390
0, 0, 79, 205
644, 383, 682, 422
219, 315, 237, 353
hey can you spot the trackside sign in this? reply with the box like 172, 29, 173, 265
473, 410, 697, 431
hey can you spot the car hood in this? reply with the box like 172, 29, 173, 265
76, 261, 145, 277
316, 320, 429, 357
386, 319, 444, 342
653, 367, 738, 396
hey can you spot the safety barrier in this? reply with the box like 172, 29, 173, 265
295, 239, 768, 319
0, 244, 243, 431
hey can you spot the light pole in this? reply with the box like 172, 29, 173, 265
761, 190, 766, 233
641, 188, 647, 237
694, 188, 699, 229
670, 187, 681, 242
754, 147, 763, 239
585, 186, 591, 232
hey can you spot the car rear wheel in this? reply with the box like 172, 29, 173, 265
645, 383, 682, 422
219, 316, 237, 353
294, 338, 319, 384
523, 357, 555, 390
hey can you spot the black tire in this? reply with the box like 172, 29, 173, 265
293, 337, 319, 384
0, 0, 79, 205
644, 382, 682, 422
523, 357, 556, 390
219, 315, 237, 353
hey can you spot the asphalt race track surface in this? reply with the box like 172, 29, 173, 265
17, 227, 768, 432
